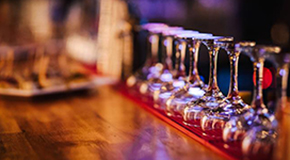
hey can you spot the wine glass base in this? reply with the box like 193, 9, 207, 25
165, 85, 204, 118
183, 94, 223, 127
154, 91, 173, 111
166, 98, 192, 118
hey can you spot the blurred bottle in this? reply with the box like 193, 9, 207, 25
97, 0, 133, 79
0, 0, 98, 64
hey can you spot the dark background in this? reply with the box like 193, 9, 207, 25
128, 0, 290, 99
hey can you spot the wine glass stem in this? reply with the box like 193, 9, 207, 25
252, 59, 265, 109
146, 34, 159, 65
175, 40, 187, 77
227, 51, 240, 98
188, 41, 203, 86
207, 46, 220, 91
164, 37, 173, 70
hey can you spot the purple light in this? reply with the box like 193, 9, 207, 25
173, 80, 185, 88
160, 72, 173, 82
178, 44, 183, 50
142, 23, 168, 30
177, 33, 213, 38
173, 30, 199, 36
148, 36, 155, 43
163, 39, 168, 46
162, 26, 184, 36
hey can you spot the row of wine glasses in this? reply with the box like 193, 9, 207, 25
126, 23, 289, 157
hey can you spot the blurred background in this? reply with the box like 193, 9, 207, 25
0, 0, 290, 100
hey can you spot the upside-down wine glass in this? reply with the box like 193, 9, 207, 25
145, 30, 201, 103
126, 23, 168, 89
268, 52, 290, 119
222, 45, 281, 144
182, 36, 234, 127
152, 30, 205, 110
138, 26, 187, 97
156, 32, 213, 111
165, 33, 214, 117
241, 51, 289, 158
200, 42, 256, 137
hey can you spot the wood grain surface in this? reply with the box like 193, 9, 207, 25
0, 86, 224, 160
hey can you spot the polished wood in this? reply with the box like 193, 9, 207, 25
274, 109, 290, 160
0, 86, 224, 160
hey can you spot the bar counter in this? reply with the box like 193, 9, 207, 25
0, 86, 224, 160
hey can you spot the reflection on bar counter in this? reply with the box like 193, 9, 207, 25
125, 22, 290, 160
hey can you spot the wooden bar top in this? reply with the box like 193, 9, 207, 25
0, 86, 224, 160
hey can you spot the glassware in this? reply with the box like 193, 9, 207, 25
223, 45, 281, 142
200, 42, 256, 135
182, 36, 234, 127
153, 32, 213, 111
166, 35, 228, 118
241, 52, 289, 157
126, 23, 168, 89
138, 27, 188, 97
242, 126, 278, 157
267, 52, 290, 119
165, 33, 214, 117
152, 30, 203, 110
139, 27, 187, 96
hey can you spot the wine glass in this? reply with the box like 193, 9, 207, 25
138, 27, 187, 96
242, 126, 277, 158
182, 36, 234, 127
153, 32, 213, 111
164, 33, 215, 117
241, 51, 289, 157
223, 45, 281, 142
200, 42, 256, 136
126, 23, 168, 89
266, 52, 290, 119
166, 36, 231, 119
152, 30, 203, 110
